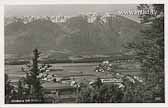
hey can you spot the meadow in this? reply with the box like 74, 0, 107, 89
5, 62, 140, 83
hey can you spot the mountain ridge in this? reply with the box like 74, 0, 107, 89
5, 15, 143, 59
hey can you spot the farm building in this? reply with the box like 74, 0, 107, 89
42, 82, 77, 100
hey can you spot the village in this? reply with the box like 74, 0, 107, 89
31, 60, 142, 103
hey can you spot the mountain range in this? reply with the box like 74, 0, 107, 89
5, 15, 143, 59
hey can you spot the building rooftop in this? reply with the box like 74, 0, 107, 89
42, 82, 74, 90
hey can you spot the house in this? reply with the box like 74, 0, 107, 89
42, 82, 76, 96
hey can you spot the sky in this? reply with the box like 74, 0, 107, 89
5, 4, 140, 22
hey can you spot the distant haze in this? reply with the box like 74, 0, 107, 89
5, 4, 140, 22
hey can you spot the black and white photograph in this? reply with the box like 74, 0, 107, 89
3, 3, 165, 104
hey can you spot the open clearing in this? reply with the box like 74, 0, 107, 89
5, 62, 141, 83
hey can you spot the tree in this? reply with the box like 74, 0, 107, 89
16, 77, 29, 99
5, 74, 15, 103
19, 49, 51, 99
77, 78, 124, 103
127, 4, 164, 102
121, 75, 145, 102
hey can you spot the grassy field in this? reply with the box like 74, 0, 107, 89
5, 62, 140, 83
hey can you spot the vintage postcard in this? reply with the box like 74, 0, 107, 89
0, 0, 167, 108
